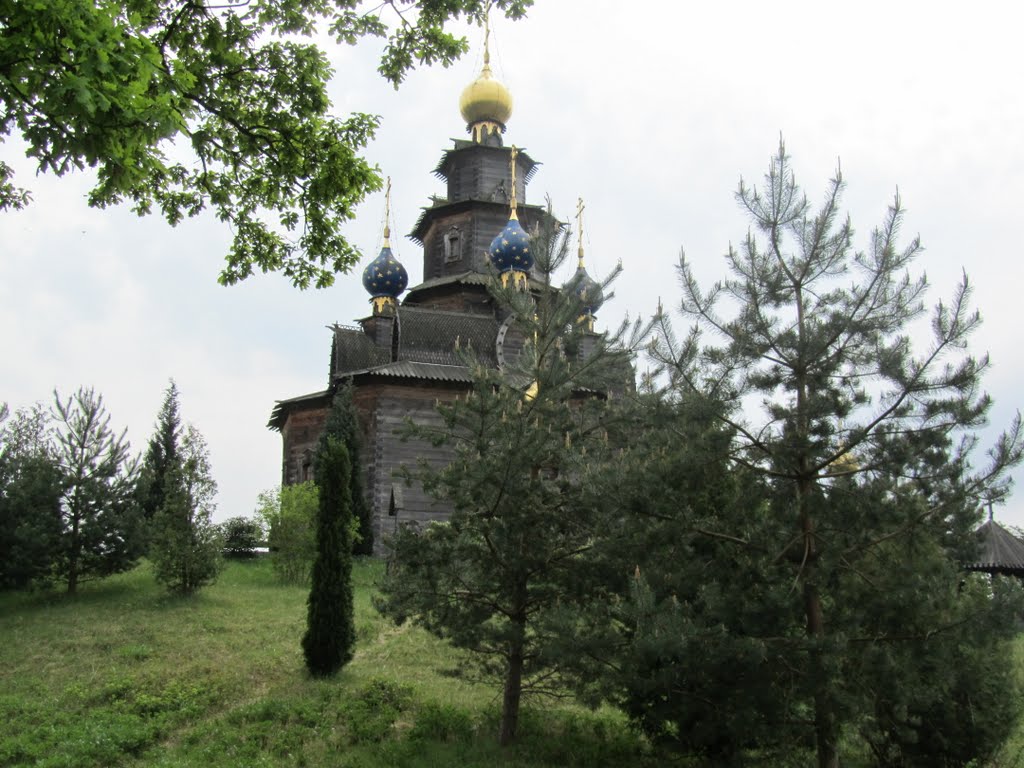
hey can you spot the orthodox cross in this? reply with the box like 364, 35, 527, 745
576, 197, 586, 267
383, 176, 392, 246
509, 145, 519, 220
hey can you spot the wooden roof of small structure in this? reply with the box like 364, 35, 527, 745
964, 519, 1024, 577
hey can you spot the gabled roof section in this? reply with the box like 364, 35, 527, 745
395, 305, 498, 366
267, 388, 330, 431
965, 520, 1024, 575
332, 324, 391, 376
338, 361, 475, 384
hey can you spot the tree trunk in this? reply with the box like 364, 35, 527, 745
800, 490, 838, 768
499, 643, 524, 746
806, 580, 839, 768
500, 576, 528, 747
67, 512, 80, 594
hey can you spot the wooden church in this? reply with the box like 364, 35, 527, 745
267, 34, 608, 553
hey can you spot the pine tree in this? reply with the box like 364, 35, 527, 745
377, 204, 647, 745
150, 424, 223, 594
52, 387, 142, 594
650, 142, 1024, 767
319, 383, 372, 555
302, 437, 355, 676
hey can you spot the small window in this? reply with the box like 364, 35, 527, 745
388, 484, 404, 517
444, 227, 462, 263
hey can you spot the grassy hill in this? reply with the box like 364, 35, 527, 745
4, 559, 1024, 767
0, 559, 654, 768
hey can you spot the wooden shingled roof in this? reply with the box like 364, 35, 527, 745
964, 520, 1024, 577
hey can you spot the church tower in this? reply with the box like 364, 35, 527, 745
404, 23, 554, 311
269, 24, 610, 553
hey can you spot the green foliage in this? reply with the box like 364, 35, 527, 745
642, 142, 1024, 766
220, 515, 264, 558
320, 382, 373, 555
0, 0, 533, 288
150, 424, 224, 595
342, 679, 415, 744
854, 573, 1024, 768
52, 386, 143, 594
136, 380, 181, 528
409, 701, 475, 743
0, 403, 62, 589
255, 481, 319, 584
377, 205, 649, 745
302, 437, 355, 677
554, 393, 804, 762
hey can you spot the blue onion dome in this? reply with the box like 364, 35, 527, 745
566, 262, 604, 317
565, 198, 604, 326
488, 216, 534, 287
361, 240, 408, 313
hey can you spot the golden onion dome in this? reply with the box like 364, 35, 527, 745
459, 61, 513, 127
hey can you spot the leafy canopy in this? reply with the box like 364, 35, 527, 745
0, 0, 532, 288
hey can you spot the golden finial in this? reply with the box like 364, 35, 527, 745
576, 197, 586, 268
509, 145, 519, 221
382, 176, 392, 247
459, 5, 513, 141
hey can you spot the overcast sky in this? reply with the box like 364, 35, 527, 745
2, 1, 1022, 526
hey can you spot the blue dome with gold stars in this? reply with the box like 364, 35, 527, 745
488, 218, 534, 276
565, 263, 604, 316
361, 244, 408, 301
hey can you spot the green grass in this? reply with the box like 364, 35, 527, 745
0, 559, 656, 768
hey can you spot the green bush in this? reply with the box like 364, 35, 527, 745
410, 702, 474, 743
255, 483, 317, 585
220, 515, 264, 558
340, 679, 414, 745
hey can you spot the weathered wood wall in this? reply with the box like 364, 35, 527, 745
361, 381, 466, 553
280, 403, 329, 485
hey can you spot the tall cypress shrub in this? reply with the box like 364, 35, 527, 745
302, 437, 354, 676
